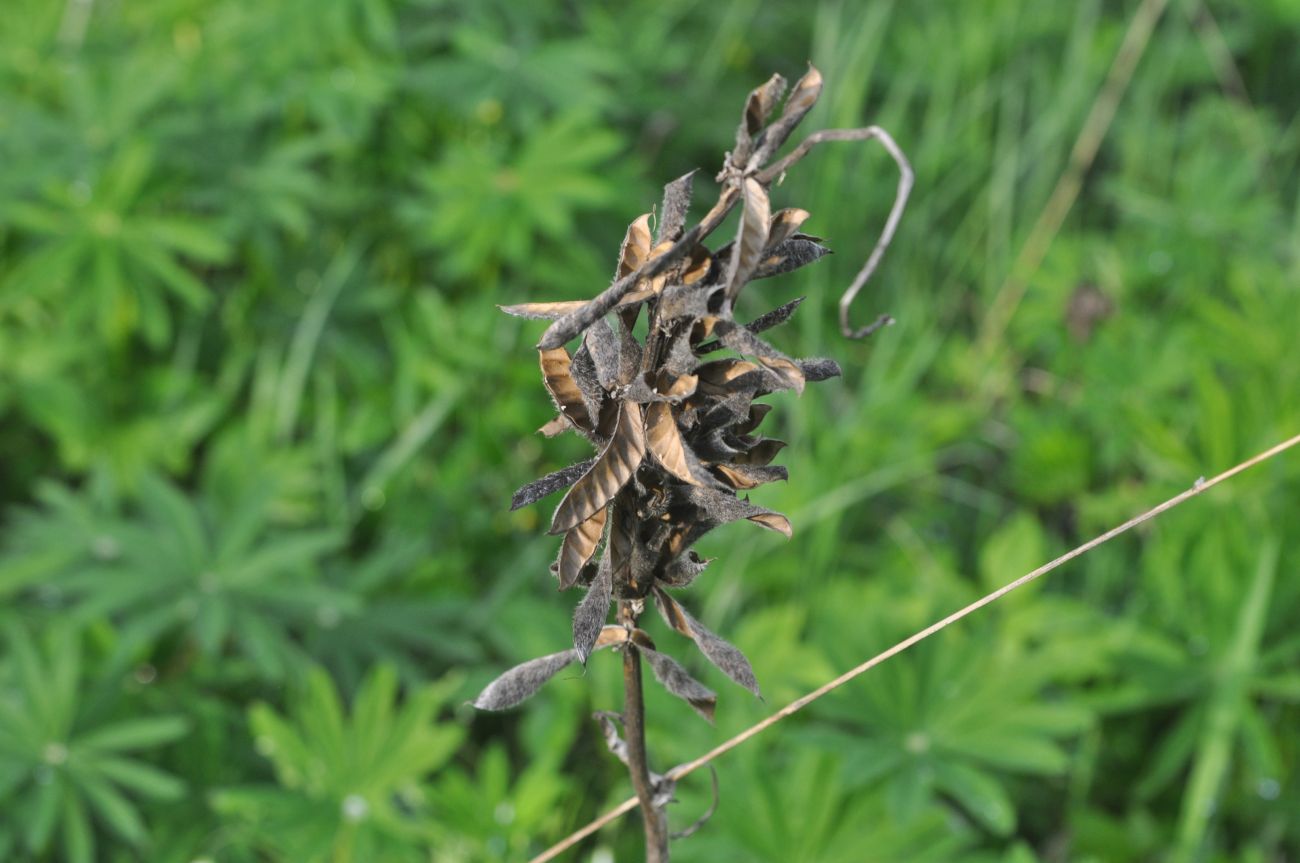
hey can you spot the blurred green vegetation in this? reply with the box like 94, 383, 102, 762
1, 0, 1298, 860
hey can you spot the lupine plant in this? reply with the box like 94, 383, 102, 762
472, 65, 911, 859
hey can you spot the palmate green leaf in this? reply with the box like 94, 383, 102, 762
222, 137, 332, 238
367, 678, 465, 790
802, 729, 907, 788
125, 240, 211, 310
26, 772, 61, 852
416, 113, 624, 277
297, 669, 349, 771
1134, 705, 1203, 801
427, 743, 573, 859
0, 761, 24, 798
98, 139, 154, 210
932, 761, 1015, 836
6, 623, 79, 739
224, 530, 346, 586
226, 664, 463, 860
89, 756, 185, 801
237, 608, 310, 681
194, 595, 233, 655
77, 716, 190, 754
137, 474, 208, 569
209, 786, 341, 862
75, 770, 148, 845
350, 663, 398, 757
248, 703, 316, 790
1253, 672, 1300, 702
61, 791, 93, 863
138, 217, 231, 262
3, 136, 230, 350
944, 730, 1072, 776
16, 471, 346, 676
807, 578, 1094, 837
677, 749, 969, 863
886, 760, 933, 822
0, 623, 188, 860
977, 511, 1046, 597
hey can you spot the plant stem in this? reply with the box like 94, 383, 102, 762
622, 633, 670, 861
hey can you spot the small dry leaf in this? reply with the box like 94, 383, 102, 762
639, 645, 717, 723
594, 625, 632, 650
696, 358, 761, 390
799, 357, 843, 381
654, 370, 698, 401
752, 63, 823, 166
500, 301, 588, 320
618, 213, 655, 278
683, 486, 793, 540
783, 64, 824, 121
723, 178, 771, 301
569, 345, 607, 436
472, 649, 579, 711
592, 626, 656, 651
540, 347, 594, 433
594, 710, 630, 765
537, 416, 569, 437
716, 321, 805, 395
557, 507, 607, 590
615, 315, 643, 386
641, 240, 676, 294
744, 73, 787, 135
660, 550, 712, 587
696, 297, 808, 355
734, 73, 786, 165
735, 403, 773, 435
653, 588, 760, 696
748, 297, 806, 334
690, 316, 719, 346
753, 236, 832, 281
746, 510, 793, 538
502, 291, 654, 322
573, 557, 614, 663
657, 170, 697, 244
550, 401, 647, 534
733, 438, 786, 466
757, 356, 805, 394
593, 711, 675, 805
714, 463, 788, 489
605, 502, 634, 584
584, 317, 621, 390
681, 245, 712, 285
691, 427, 745, 462
511, 458, 597, 511
646, 401, 704, 487
537, 267, 651, 350
766, 208, 811, 249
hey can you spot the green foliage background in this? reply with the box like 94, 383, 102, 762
1, 0, 1298, 860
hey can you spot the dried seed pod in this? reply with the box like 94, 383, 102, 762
472, 650, 580, 711
550, 402, 647, 534
557, 507, 607, 590
511, 458, 596, 511
486, 76, 908, 854
640, 645, 717, 723
654, 588, 760, 697
539, 347, 594, 432
658, 170, 698, 244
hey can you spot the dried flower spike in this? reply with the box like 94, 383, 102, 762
477, 65, 910, 860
